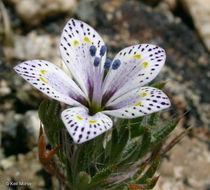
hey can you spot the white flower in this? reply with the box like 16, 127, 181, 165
14, 19, 171, 144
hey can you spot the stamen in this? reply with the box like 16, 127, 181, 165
104, 58, 112, 70
93, 57, 100, 67
100, 45, 107, 56
112, 59, 121, 70
90, 45, 97, 56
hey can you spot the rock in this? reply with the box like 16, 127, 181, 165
0, 80, 11, 97
3, 31, 71, 107
0, 155, 16, 170
1, 30, 71, 118
2, 111, 40, 156
141, 0, 161, 7
0, 150, 60, 190
7, 0, 77, 26
155, 129, 210, 190
154, 179, 189, 190
0, 43, 10, 82
75, 0, 97, 26
23, 111, 40, 141
163, 0, 178, 10
0, 148, 5, 160
12, 32, 60, 62
5, 32, 70, 74
3, 111, 23, 138
0, 151, 47, 189
181, 0, 210, 52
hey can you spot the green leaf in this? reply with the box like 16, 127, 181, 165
129, 117, 144, 138
38, 100, 49, 125
151, 119, 180, 147
145, 176, 159, 189
119, 139, 139, 162
129, 117, 144, 126
117, 119, 129, 136
148, 112, 159, 126
150, 141, 163, 161
76, 143, 90, 172
132, 163, 147, 180
89, 164, 117, 187
47, 99, 59, 118
136, 155, 160, 184
117, 127, 150, 169
138, 127, 152, 158
92, 133, 106, 165
104, 135, 112, 162
111, 127, 118, 145
160, 126, 192, 156
78, 171, 91, 189
127, 176, 159, 189
66, 161, 73, 185
127, 184, 145, 189
151, 82, 166, 89
38, 100, 64, 147
109, 117, 144, 165
110, 128, 129, 164
75, 139, 99, 176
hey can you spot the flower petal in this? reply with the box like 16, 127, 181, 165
103, 87, 170, 118
14, 60, 87, 106
102, 44, 166, 105
60, 18, 106, 98
61, 107, 113, 144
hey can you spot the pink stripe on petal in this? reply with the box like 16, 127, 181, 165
102, 44, 166, 104
103, 87, 170, 118
60, 19, 106, 99
14, 60, 87, 106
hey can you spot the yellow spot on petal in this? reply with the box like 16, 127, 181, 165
133, 54, 141, 59
77, 116, 83, 120
84, 37, 91, 44
142, 62, 148, 69
74, 40, 79, 46
142, 92, 147, 97
89, 120, 97, 124
41, 70, 47, 75
40, 77, 47, 84
135, 101, 142, 106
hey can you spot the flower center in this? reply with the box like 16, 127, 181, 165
88, 103, 104, 116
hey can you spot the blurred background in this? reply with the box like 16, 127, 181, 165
0, 0, 209, 189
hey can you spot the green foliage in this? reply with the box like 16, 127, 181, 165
38, 95, 186, 190
151, 82, 166, 89
151, 119, 180, 147
136, 155, 160, 184
38, 100, 64, 147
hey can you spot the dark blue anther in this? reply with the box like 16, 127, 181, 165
104, 58, 112, 70
94, 57, 100, 67
90, 45, 97, 56
100, 45, 107, 56
112, 59, 121, 70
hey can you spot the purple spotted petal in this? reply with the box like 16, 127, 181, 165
14, 18, 171, 145
61, 107, 113, 144
102, 44, 166, 105
14, 60, 87, 106
103, 87, 170, 118
60, 19, 106, 102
